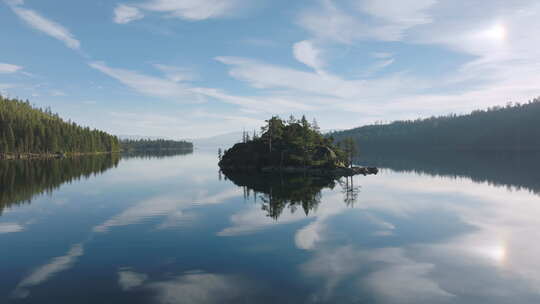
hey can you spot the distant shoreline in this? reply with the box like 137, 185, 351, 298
0, 148, 196, 161
0, 151, 117, 161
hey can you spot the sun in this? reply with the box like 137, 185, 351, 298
484, 24, 507, 41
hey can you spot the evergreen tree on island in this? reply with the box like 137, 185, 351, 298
218, 115, 377, 176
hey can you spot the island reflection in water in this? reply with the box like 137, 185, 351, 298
222, 171, 361, 220
1, 151, 540, 303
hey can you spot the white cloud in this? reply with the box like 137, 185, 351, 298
12, 243, 84, 299
297, 1, 361, 44
141, 0, 241, 20
358, 0, 436, 29
0, 63, 22, 73
298, 0, 436, 43
114, 4, 144, 24
89, 61, 201, 101
8, 2, 80, 50
293, 40, 325, 72
90, 61, 315, 115
215, 56, 424, 101
115, 0, 245, 23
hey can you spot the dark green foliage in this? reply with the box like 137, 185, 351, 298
120, 139, 193, 152
219, 115, 348, 170
0, 96, 120, 154
122, 150, 193, 159
0, 154, 119, 215
331, 97, 540, 152
223, 171, 337, 219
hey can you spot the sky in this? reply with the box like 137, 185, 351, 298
1, 0, 540, 139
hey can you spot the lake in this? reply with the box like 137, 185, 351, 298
1, 151, 540, 303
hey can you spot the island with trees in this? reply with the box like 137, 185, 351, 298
218, 115, 377, 177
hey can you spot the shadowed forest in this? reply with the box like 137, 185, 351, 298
332, 97, 540, 152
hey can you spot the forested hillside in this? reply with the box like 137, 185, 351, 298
0, 96, 120, 155
331, 97, 540, 152
120, 139, 193, 151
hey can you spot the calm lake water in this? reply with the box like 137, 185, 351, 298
1, 151, 540, 303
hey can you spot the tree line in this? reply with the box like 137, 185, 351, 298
331, 97, 540, 152
120, 139, 193, 152
0, 96, 120, 155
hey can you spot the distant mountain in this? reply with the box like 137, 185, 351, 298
191, 129, 343, 151
190, 131, 243, 150
331, 97, 540, 152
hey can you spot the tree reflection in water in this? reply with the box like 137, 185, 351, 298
0, 154, 120, 215
222, 171, 360, 219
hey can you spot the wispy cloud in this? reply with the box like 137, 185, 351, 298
89, 61, 202, 101
90, 60, 315, 115
114, 0, 246, 24
7, 1, 80, 50
152, 64, 197, 82
0, 63, 23, 73
298, 0, 435, 43
114, 4, 144, 24
215, 56, 424, 101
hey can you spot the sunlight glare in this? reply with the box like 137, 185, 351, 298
484, 24, 507, 41
473, 242, 508, 265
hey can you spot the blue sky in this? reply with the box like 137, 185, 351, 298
1, 0, 539, 138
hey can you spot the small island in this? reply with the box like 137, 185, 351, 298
218, 115, 378, 177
